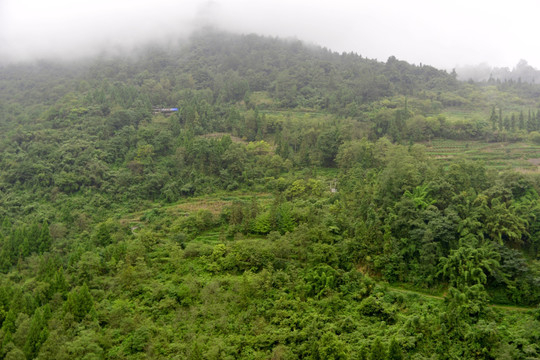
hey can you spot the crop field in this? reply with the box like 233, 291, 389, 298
120, 192, 274, 227
192, 230, 222, 244
423, 138, 540, 171
440, 109, 486, 122
261, 108, 340, 125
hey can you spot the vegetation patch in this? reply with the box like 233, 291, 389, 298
0, 31, 539, 359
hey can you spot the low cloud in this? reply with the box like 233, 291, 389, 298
1, 0, 540, 69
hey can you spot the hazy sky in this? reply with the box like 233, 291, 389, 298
1, 0, 539, 70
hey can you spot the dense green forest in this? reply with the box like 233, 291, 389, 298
0, 30, 539, 359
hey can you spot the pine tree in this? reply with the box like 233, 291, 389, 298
523, 110, 532, 132
65, 283, 94, 322
0, 248, 11, 273
490, 106, 497, 131
38, 221, 51, 253
19, 238, 30, 258
0, 218, 11, 236
52, 268, 68, 296
24, 308, 48, 359
1, 309, 16, 334
277, 203, 295, 234
27, 222, 41, 254
503, 116, 510, 131
93, 221, 112, 247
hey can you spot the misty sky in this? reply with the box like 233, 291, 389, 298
1, 0, 539, 70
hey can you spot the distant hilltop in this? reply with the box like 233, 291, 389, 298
456, 60, 540, 83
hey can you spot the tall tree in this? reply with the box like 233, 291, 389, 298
490, 106, 498, 131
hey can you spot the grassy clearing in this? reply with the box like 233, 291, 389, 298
200, 133, 247, 144
167, 192, 273, 216
193, 231, 223, 244
440, 109, 487, 122
249, 91, 274, 106
261, 108, 341, 126
165, 192, 273, 216
119, 191, 274, 227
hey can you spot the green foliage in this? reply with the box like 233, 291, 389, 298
23, 307, 48, 359
370, 338, 386, 360
386, 338, 403, 360
251, 211, 272, 235
317, 332, 349, 360
403, 184, 436, 209
0, 30, 538, 360
64, 284, 94, 322
439, 241, 500, 289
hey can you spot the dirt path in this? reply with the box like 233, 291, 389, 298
387, 286, 535, 312
387, 286, 445, 301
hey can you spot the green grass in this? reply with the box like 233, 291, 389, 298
193, 231, 223, 244
440, 109, 487, 122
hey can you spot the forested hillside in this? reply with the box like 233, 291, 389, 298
0, 30, 539, 359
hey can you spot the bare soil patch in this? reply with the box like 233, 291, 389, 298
527, 158, 540, 166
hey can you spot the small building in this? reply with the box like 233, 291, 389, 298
153, 107, 179, 115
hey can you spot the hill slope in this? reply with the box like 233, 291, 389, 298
0, 30, 539, 359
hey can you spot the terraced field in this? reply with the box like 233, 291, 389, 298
119, 192, 274, 228
423, 139, 540, 171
